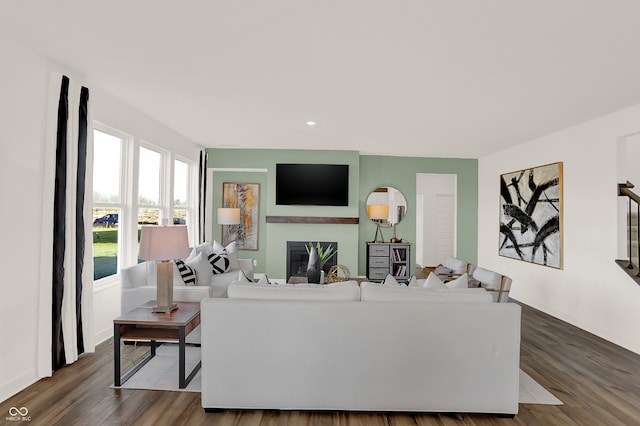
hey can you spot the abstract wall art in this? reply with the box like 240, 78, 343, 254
222, 182, 259, 250
499, 162, 563, 268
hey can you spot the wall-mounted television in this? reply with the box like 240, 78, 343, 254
276, 163, 349, 206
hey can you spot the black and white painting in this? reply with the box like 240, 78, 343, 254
499, 162, 563, 269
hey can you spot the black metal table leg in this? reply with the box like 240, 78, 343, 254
178, 326, 202, 389
114, 324, 121, 386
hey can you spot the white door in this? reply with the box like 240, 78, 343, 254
416, 174, 457, 267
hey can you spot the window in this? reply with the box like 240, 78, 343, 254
173, 159, 189, 225
92, 123, 198, 282
138, 146, 161, 227
92, 128, 124, 280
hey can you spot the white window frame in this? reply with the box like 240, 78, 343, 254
92, 122, 132, 285
92, 122, 200, 283
173, 155, 197, 244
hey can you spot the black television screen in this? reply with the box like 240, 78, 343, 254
276, 163, 349, 206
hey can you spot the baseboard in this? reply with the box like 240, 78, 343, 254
94, 327, 113, 346
0, 370, 39, 404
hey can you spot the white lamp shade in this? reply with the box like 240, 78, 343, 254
139, 225, 190, 261
217, 207, 241, 225
367, 204, 389, 220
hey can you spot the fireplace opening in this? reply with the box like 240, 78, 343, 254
286, 241, 338, 282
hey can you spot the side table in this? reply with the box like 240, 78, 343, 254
113, 301, 201, 389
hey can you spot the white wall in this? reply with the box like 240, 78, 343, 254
0, 36, 203, 402
478, 104, 640, 355
90, 87, 203, 343
0, 36, 54, 402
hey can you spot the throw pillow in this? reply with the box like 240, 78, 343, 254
422, 273, 446, 289
192, 241, 212, 256
433, 265, 453, 276
208, 251, 231, 274
212, 240, 240, 270
237, 269, 251, 282
383, 274, 404, 286
256, 274, 271, 285
175, 259, 196, 286
407, 275, 419, 288
445, 273, 469, 289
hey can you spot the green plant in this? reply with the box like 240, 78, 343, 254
306, 242, 337, 268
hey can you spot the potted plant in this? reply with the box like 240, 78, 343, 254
306, 242, 337, 283
306, 242, 337, 268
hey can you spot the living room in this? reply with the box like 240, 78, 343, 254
2, 2, 640, 424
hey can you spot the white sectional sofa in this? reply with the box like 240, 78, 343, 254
120, 241, 254, 315
201, 281, 521, 416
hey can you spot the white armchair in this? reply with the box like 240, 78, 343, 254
467, 265, 512, 303
442, 256, 470, 275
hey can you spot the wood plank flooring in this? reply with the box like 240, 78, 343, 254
2, 301, 640, 425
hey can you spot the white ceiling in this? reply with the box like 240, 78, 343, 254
2, 1, 640, 158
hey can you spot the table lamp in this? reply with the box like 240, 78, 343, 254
367, 204, 389, 243
139, 225, 190, 313
217, 207, 241, 241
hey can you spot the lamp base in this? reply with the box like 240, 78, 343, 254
155, 260, 178, 314
373, 223, 384, 243
153, 303, 178, 313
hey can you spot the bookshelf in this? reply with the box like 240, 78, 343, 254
366, 242, 411, 282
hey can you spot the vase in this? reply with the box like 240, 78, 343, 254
306, 245, 321, 283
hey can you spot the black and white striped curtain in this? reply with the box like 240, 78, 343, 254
42, 74, 94, 373
198, 150, 208, 243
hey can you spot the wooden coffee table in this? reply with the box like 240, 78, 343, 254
113, 301, 201, 389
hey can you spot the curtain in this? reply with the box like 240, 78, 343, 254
43, 74, 94, 374
198, 150, 208, 243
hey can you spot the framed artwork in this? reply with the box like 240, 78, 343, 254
222, 182, 259, 250
499, 162, 563, 269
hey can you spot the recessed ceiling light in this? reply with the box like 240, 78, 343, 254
306, 121, 317, 126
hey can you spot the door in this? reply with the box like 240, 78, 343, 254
416, 173, 457, 267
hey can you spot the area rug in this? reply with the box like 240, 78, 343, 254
519, 370, 563, 405
113, 344, 563, 405
112, 344, 201, 393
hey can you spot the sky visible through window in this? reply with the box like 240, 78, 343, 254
174, 159, 188, 206
93, 129, 121, 203
93, 129, 189, 211
138, 146, 160, 205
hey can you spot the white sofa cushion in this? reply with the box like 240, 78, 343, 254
443, 257, 468, 275
120, 262, 148, 289
255, 274, 271, 285
422, 273, 446, 289
445, 273, 469, 289
383, 274, 404, 286
472, 267, 502, 289
407, 275, 419, 288
360, 282, 492, 303
228, 281, 360, 301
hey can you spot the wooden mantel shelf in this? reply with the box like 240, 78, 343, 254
266, 216, 359, 225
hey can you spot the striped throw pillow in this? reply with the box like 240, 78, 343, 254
208, 252, 231, 274
175, 259, 197, 285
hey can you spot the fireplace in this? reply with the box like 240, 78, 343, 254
286, 241, 338, 282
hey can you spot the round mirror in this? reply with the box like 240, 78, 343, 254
365, 186, 407, 228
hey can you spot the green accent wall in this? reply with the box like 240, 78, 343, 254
207, 148, 477, 278
208, 149, 360, 278
358, 155, 478, 275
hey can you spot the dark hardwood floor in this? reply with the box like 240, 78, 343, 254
2, 301, 640, 425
